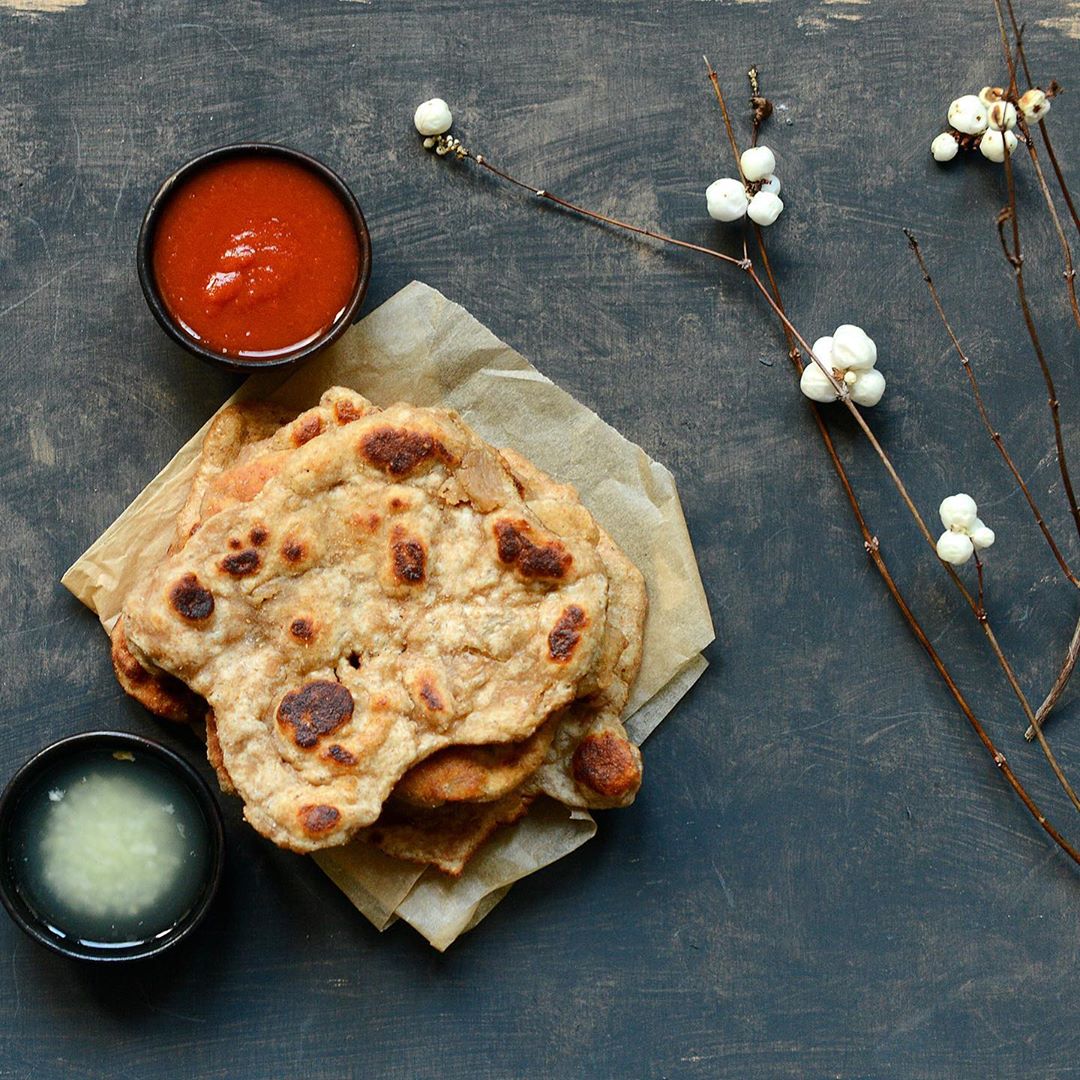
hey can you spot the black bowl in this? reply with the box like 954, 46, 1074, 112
137, 142, 372, 374
0, 731, 225, 962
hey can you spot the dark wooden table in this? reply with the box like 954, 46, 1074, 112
2, 1, 1079, 1076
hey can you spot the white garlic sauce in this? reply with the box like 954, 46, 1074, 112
9, 750, 211, 945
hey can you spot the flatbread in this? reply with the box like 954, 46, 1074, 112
358, 791, 536, 877
501, 449, 645, 811
390, 451, 646, 811
120, 399, 610, 852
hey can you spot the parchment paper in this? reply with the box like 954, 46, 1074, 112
62, 281, 714, 950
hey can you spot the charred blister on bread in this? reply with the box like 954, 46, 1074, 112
390, 527, 426, 584
324, 743, 357, 767
409, 669, 454, 730
249, 525, 269, 546
299, 803, 341, 835
548, 605, 587, 662
289, 616, 315, 643
280, 537, 307, 564
333, 399, 365, 425
571, 731, 641, 801
359, 426, 453, 477
277, 681, 354, 749
168, 573, 215, 621
494, 519, 573, 580
220, 548, 262, 577
291, 413, 324, 447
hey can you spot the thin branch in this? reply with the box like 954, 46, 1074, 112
1032, 618, 1080, 740
905, 229, 1080, 588
469, 153, 744, 270
994, 124, 1080, 544
975, 553, 986, 620
1003, 0, 1080, 235
435, 78, 1080, 817
743, 89, 1080, 866
992, 0, 1080, 338
712, 58, 1080, 817
704, 57, 746, 184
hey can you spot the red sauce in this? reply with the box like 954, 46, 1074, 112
152, 155, 361, 359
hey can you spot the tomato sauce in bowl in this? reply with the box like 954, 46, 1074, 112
139, 145, 370, 370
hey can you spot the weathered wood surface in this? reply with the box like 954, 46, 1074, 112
1, 1, 1078, 1076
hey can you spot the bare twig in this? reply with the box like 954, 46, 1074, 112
1033, 619, 1080, 739
744, 82, 1080, 866
975, 553, 987, 620
1003, 0, 1080, 236
905, 229, 1080, 588
424, 64, 1080, 843
997, 142, 1080, 544
993, 0, 1080, 337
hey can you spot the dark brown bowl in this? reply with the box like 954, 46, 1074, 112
137, 143, 372, 375
0, 731, 225, 963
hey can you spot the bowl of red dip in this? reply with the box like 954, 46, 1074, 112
138, 144, 371, 372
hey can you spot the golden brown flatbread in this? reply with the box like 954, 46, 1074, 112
359, 791, 537, 876
110, 615, 203, 724
119, 400, 610, 852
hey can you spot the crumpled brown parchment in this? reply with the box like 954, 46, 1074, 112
62, 281, 714, 950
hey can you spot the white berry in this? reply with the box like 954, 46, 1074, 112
740, 145, 776, 182
948, 94, 989, 135
940, 493, 978, 531
978, 86, 1006, 108
987, 101, 1017, 131
980, 128, 1018, 163
747, 190, 784, 226
1018, 88, 1050, 123
706, 177, 749, 222
931, 132, 959, 162
832, 324, 877, 371
849, 368, 886, 407
414, 98, 453, 137
759, 174, 781, 195
970, 520, 996, 550
799, 361, 838, 403
937, 530, 975, 565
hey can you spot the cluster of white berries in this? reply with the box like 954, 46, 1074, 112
705, 145, 784, 227
936, 494, 995, 565
799, 324, 885, 407
931, 86, 1050, 164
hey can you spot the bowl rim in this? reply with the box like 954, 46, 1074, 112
0, 730, 225, 963
136, 141, 372, 374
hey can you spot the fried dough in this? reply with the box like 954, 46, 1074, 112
120, 400, 609, 852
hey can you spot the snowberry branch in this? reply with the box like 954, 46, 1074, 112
905, 229, 1080, 590
412, 46, 1080, 859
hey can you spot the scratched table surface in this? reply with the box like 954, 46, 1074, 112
2, 1, 1079, 1077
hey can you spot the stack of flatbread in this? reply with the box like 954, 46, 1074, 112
112, 387, 647, 875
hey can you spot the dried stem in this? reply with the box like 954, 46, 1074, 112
996, 143, 1080, 545
905, 229, 1080, 589
708, 56, 1080, 818
1034, 619, 1080, 740
704, 57, 746, 185
743, 92, 1080, 866
993, 0, 1080, 335
1003, 0, 1080, 236
426, 60, 1080, 845
975, 554, 986, 619
909, 227, 1080, 739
